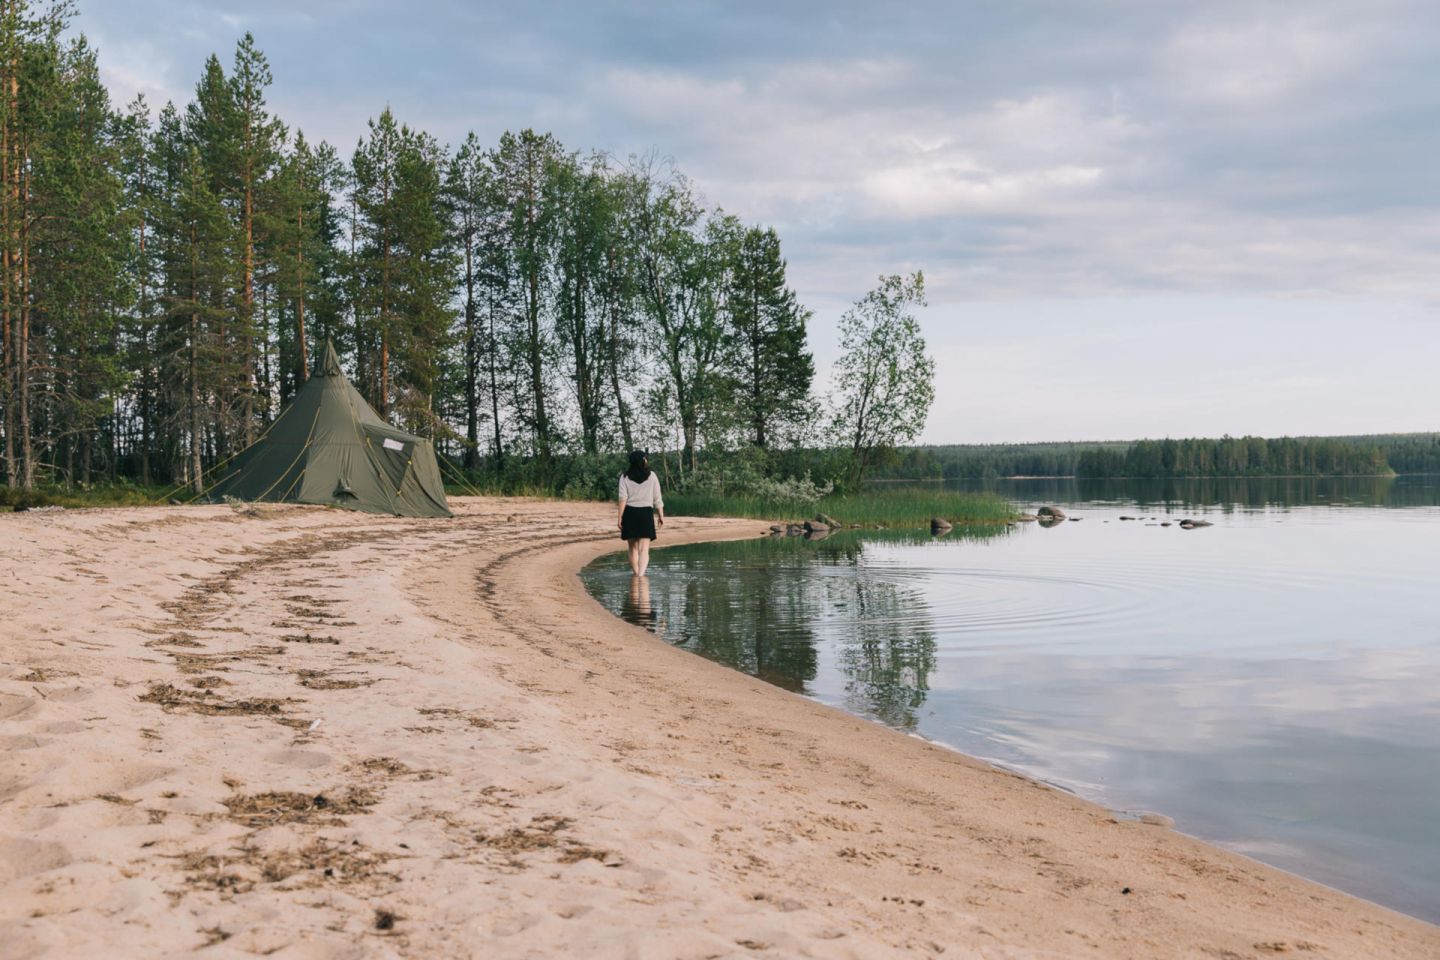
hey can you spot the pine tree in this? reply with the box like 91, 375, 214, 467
351, 108, 454, 430
29, 35, 131, 485
116, 93, 157, 482
443, 131, 499, 467
721, 226, 813, 450
487, 129, 562, 458
271, 131, 343, 402
227, 33, 282, 438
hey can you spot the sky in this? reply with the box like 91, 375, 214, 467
74, 0, 1440, 443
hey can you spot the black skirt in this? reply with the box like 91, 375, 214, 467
620, 505, 656, 541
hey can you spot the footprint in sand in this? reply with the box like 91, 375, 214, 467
262, 748, 333, 769
0, 693, 39, 722
0, 836, 72, 883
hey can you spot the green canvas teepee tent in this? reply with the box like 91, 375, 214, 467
207, 342, 452, 518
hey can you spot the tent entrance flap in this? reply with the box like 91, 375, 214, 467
205, 341, 452, 518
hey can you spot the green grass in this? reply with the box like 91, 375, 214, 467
665, 488, 1016, 527
443, 479, 559, 499
0, 481, 174, 511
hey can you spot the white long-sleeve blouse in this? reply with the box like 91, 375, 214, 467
618, 472, 663, 509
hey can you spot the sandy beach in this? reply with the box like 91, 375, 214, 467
1, 498, 1436, 959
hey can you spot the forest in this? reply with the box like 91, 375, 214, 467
869, 433, 1439, 480
0, 3, 867, 499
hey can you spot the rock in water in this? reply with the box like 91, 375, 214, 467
930, 517, 953, 534
815, 512, 840, 528
1037, 506, 1067, 520
803, 519, 830, 534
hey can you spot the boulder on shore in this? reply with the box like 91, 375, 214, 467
815, 512, 840, 528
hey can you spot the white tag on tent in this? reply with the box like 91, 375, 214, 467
383, 438, 405, 452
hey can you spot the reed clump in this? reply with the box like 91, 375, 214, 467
666, 488, 1015, 527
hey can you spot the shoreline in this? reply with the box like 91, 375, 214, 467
2, 498, 1436, 958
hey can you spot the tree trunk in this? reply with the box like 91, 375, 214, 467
295, 203, 308, 384
189, 220, 204, 495
18, 137, 31, 489
241, 154, 256, 442
528, 286, 546, 457
137, 155, 151, 485
350, 193, 366, 400
189, 315, 203, 494
462, 221, 478, 468
524, 171, 548, 458
752, 282, 765, 448
379, 332, 389, 417
604, 247, 632, 452
572, 268, 598, 455
378, 211, 391, 415
487, 294, 502, 465
1, 50, 12, 489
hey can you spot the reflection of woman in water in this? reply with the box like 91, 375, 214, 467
623, 573, 654, 625
617, 450, 664, 576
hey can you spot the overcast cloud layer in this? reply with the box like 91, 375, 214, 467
78, 1, 1440, 442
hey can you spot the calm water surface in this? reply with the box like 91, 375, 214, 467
581, 477, 1440, 922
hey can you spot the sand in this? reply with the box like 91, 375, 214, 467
1, 497, 1436, 959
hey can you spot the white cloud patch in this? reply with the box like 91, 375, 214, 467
1157, 15, 1360, 109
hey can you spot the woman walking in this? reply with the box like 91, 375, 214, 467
618, 450, 664, 576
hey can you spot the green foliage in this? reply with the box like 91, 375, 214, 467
829, 273, 936, 484
672, 451, 834, 507
866, 435, 1399, 479
718, 226, 814, 449
351, 108, 457, 428
665, 487, 1014, 526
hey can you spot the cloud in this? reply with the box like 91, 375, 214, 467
66, 0, 1440, 439
1156, 14, 1360, 109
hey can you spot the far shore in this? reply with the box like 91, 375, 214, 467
2, 498, 1436, 958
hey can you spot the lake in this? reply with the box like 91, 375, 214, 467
581, 476, 1440, 922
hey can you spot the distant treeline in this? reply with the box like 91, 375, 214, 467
869, 433, 1440, 479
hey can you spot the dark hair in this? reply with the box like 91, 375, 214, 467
626, 450, 651, 484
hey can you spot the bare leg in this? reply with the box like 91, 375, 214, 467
627, 539, 641, 575
637, 537, 651, 576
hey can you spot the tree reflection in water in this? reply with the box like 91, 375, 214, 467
835, 572, 938, 730
586, 527, 1007, 724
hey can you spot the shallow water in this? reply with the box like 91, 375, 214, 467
582, 476, 1440, 921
